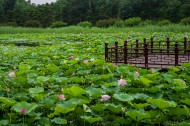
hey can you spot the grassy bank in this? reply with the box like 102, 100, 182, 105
0, 24, 190, 34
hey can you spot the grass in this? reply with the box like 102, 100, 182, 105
0, 24, 190, 34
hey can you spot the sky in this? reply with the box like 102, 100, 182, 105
30, 0, 56, 5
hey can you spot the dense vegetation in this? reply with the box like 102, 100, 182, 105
0, 32, 190, 125
0, 0, 190, 27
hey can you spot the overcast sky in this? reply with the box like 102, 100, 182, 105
30, 0, 56, 5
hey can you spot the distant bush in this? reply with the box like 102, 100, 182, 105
77, 21, 92, 27
157, 20, 171, 26
96, 19, 117, 28
180, 17, 190, 25
124, 17, 142, 27
50, 21, 67, 28
0, 22, 17, 27
139, 20, 155, 26
25, 20, 41, 27
113, 20, 125, 27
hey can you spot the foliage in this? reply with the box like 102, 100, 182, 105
0, 32, 190, 125
180, 17, 190, 25
0, 22, 17, 26
139, 20, 155, 26
77, 21, 92, 28
157, 20, 171, 26
96, 19, 117, 28
124, 17, 142, 27
113, 20, 125, 27
50, 21, 67, 28
0, 0, 190, 27
25, 20, 41, 27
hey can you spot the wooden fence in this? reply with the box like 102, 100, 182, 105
105, 37, 190, 69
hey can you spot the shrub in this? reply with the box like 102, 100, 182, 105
157, 20, 171, 26
113, 20, 125, 27
180, 17, 190, 25
139, 20, 155, 26
77, 21, 92, 28
124, 17, 142, 27
50, 21, 67, 28
96, 19, 117, 28
0, 22, 17, 27
25, 20, 41, 27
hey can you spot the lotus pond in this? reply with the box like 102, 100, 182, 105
0, 32, 190, 126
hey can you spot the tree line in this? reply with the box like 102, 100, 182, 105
0, 0, 190, 27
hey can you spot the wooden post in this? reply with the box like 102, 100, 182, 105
145, 42, 148, 68
184, 37, 187, 54
144, 38, 146, 56
175, 42, 179, 66
124, 41, 128, 64
136, 39, 139, 57
115, 42, 118, 63
150, 38, 153, 53
166, 38, 170, 54
105, 43, 108, 61
143, 38, 146, 48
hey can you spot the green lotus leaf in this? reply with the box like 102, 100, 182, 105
0, 120, 9, 126
39, 117, 51, 126
148, 86, 161, 93
91, 104, 105, 112
173, 79, 186, 87
102, 85, 120, 94
147, 110, 159, 118
76, 70, 91, 75
139, 78, 153, 87
80, 116, 103, 124
181, 99, 190, 106
37, 76, 49, 83
29, 87, 44, 94
55, 77, 69, 83
147, 98, 177, 110
70, 77, 85, 83
125, 109, 150, 121
45, 64, 59, 74
54, 100, 78, 114
115, 117, 130, 125
171, 121, 190, 126
69, 98, 90, 105
133, 103, 149, 109
113, 93, 134, 102
86, 87, 105, 98
64, 86, 86, 97
51, 118, 67, 125
131, 93, 149, 100
105, 103, 122, 113
168, 106, 190, 116
12, 101, 38, 114
0, 97, 16, 108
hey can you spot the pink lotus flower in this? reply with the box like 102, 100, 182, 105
70, 56, 74, 59
84, 60, 89, 64
21, 108, 27, 114
118, 79, 127, 86
135, 71, 140, 77
8, 72, 16, 77
101, 95, 111, 101
58, 94, 65, 100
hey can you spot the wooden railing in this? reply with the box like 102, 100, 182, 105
105, 37, 190, 69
